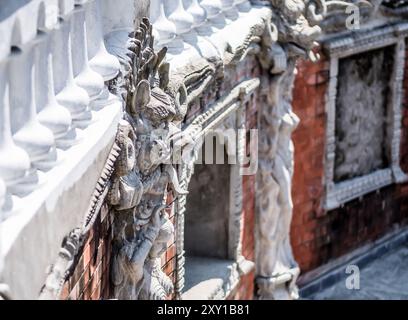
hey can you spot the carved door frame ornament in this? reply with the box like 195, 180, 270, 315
173, 79, 260, 299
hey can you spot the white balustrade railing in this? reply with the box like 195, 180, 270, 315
0, 0, 120, 219
85, 0, 120, 109
151, 0, 252, 51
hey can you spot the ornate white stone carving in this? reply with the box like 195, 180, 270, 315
256, 52, 300, 300
39, 228, 82, 300
254, 0, 351, 300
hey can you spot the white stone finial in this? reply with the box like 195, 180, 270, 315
9, 45, 57, 171
165, 0, 197, 51
199, 0, 222, 19
72, 5, 104, 102
85, 0, 120, 109
223, 0, 239, 20
150, 0, 177, 48
0, 177, 5, 218
234, 0, 251, 12
184, 0, 207, 29
86, 0, 120, 81
199, 0, 226, 29
0, 61, 31, 197
166, 0, 194, 36
53, 18, 91, 128
35, 30, 73, 146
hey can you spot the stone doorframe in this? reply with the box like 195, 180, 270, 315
172, 78, 260, 299
323, 22, 408, 210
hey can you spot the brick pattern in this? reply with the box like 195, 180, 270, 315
60, 202, 113, 300
291, 55, 329, 272
161, 190, 177, 300
291, 47, 408, 273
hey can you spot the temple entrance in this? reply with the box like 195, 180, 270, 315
182, 134, 236, 299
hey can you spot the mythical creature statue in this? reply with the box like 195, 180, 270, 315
109, 18, 188, 300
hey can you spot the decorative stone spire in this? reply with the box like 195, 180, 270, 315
9, 43, 56, 171
0, 60, 31, 197
53, 17, 91, 128
72, 5, 104, 102
196, 0, 222, 35
185, 0, 207, 28
34, 30, 72, 146
150, 0, 177, 47
85, 0, 120, 109
163, 0, 195, 53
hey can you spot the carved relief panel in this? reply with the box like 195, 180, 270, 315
323, 24, 408, 210
334, 46, 394, 183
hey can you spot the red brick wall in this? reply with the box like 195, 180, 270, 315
291, 46, 408, 274
161, 190, 177, 300
61, 203, 113, 300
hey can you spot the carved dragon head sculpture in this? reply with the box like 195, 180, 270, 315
269, 0, 371, 61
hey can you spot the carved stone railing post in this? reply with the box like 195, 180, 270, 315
0, 59, 31, 200
85, 0, 120, 109
0, 178, 6, 218
150, 0, 177, 48
72, 4, 105, 105
195, 0, 222, 35
165, 0, 194, 53
34, 30, 73, 146
235, 0, 251, 12
9, 42, 56, 172
185, 0, 207, 28
202, 0, 226, 28
53, 14, 91, 129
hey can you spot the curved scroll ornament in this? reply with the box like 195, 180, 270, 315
109, 19, 187, 300
256, 0, 357, 300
